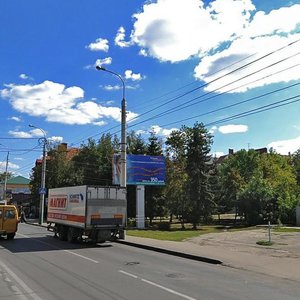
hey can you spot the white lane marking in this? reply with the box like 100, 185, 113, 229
118, 270, 138, 279
0, 260, 42, 300
119, 270, 196, 300
17, 233, 99, 264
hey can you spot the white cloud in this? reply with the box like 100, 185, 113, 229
115, 26, 132, 47
124, 70, 145, 81
8, 116, 22, 122
102, 85, 122, 91
86, 38, 109, 52
48, 136, 63, 143
131, 0, 255, 63
0, 161, 19, 172
211, 151, 225, 158
1, 80, 138, 125
209, 126, 218, 134
139, 49, 148, 57
268, 136, 300, 155
19, 74, 29, 79
85, 57, 112, 69
218, 124, 248, 134
8, 128, 46, 138
150, 125, 178, 136
128, 0, 300, 92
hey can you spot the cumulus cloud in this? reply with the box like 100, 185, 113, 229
124, 70, 145, 81
115, 26, 132, 47
19, 74, 29, 80
86, 38, 109, 52
85, 57, 112, 69
0, 161, 19, 172
268, 136, 300, 155
8, 128, 46, 138
128, 0, 300, 92
150, 125, 178, 136
8, 116, 22, 122
1, 80, 138, 125
218, 124, 248, 134
48, 136, 63, 143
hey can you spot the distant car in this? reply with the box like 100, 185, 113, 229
0, 204, 19, 239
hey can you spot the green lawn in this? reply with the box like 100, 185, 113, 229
127, 226, 226, 242
274, 227, 300, 233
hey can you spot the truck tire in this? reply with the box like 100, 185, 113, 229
7, 233, 15, 240
67, 227, 78, 243
58, 225, 68, 241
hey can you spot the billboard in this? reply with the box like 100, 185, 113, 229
112, 154, 166, 186
127, 154, 166, 186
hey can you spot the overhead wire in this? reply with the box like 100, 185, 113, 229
69, 36, 300, 145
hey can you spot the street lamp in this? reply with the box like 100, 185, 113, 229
29, 124, 47, 224
96, 66, 127, 188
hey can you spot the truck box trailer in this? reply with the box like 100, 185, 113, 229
47, 185, 126, 243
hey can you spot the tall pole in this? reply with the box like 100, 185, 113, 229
96, 66, 127, 188
29, 125, 47, 224
3, 151, 9, 202
40, 138, 47, 224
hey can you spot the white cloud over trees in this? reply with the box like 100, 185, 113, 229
1, 81, 138, 125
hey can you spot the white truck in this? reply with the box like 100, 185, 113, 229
47, 185, 126, 243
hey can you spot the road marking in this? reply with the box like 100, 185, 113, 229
17, 233, 99, 264
118, 270, 138, 278
0, 260, 42, 300
119, 270, 196, 300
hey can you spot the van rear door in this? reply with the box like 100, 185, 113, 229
3, 207, 18, 234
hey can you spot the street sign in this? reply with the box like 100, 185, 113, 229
39, 187, 47, 195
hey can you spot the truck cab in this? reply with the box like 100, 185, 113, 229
0, 204, 19, 239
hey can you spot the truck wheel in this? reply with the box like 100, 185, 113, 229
67, 227, 78, 243
7, 233, 15, 240
58, 226, 68, 241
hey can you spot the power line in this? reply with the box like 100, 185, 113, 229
128, 50, 300, 128
127, 36, 300, 124
205, 94, 300, 127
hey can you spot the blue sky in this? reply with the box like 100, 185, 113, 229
1, 0, 300, 178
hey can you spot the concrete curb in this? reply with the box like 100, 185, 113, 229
117, 240, 223, 265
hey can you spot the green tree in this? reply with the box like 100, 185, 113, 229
127, 131, 146, 154
165, 129, 188, 227
184, 122, 214, 228
218, 149, 261, 218
237, 175, 276, 225
145, 131, 164, 226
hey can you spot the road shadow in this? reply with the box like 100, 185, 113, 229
0, 234, 113, 253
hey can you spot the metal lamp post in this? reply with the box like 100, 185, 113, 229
29, 124, 47, 224
96, 66, 127, 188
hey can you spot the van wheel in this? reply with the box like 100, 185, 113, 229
7, 233, 15, 240
67, 227, 78, 243
58, 226, 68, 241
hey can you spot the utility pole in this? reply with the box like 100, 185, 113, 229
29, 125, 47, 224
3, 151, 9, 202
40, 138, 47, 224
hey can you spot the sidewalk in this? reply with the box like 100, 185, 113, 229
122, 229, 300, 282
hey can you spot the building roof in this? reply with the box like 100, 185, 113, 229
4, 176, 30, 185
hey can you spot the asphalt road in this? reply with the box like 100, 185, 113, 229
0, 224, 299, 300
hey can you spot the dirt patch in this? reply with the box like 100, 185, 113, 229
185, 229, 300, 259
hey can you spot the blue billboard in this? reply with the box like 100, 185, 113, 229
127, 154, 166, 186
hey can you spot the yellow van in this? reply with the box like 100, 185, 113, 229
0, 204, 19, 239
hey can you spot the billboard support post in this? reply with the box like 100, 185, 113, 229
136, 185, 145, 229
